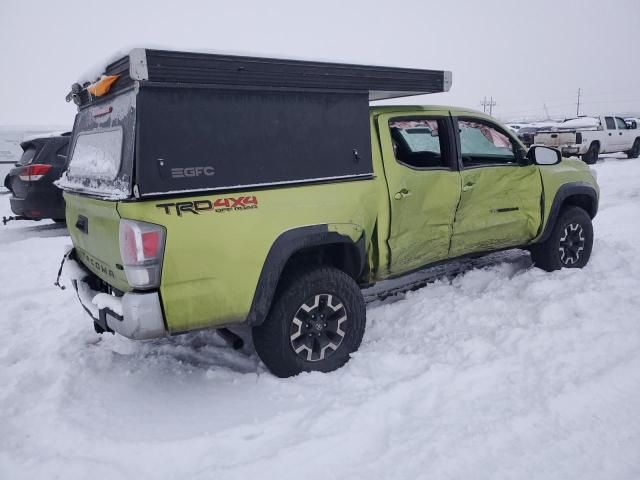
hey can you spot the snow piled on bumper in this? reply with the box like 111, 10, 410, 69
1, 156, 640, 480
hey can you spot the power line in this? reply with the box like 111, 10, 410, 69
480, 96, 497, 116
576, 88, 581, 116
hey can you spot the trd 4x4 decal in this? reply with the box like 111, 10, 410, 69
156, 196, 258, 216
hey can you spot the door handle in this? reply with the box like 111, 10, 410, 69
394, 188, 411, 200
462, 183, 475, 192
75, 215, 88, 234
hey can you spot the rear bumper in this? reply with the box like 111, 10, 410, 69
10, 192, 65, 220
560, 146, 581, 156
68, 252, 167, 340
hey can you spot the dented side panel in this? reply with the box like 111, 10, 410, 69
375, 111, 462, 275
449, 165, 543, 257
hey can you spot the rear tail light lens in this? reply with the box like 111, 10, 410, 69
19, 164, 53, 181
576, 132, 583, 144
119, 219, 166, 289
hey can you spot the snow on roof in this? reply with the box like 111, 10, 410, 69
558, 117, 601, 129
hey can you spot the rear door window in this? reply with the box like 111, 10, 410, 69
68, 128, 123, 180
605, 117, 616, 130
389, 118, 452, 169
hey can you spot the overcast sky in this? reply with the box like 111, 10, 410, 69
1, 0, 638, 126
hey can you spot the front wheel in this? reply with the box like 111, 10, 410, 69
626, 138, 640, 159
252, 266, 366, 378
530, 206, 594, 272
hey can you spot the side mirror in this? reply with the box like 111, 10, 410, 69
527, 145, 561, 165
632, 121, 638, 130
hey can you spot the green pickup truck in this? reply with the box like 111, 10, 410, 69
59, 49, 599, 377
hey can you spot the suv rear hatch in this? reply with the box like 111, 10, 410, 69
60, 89, 137, 292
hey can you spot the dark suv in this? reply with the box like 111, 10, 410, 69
5, 133, 70, 222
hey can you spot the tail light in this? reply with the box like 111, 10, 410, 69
576, 132, 583, 144
119, 219, 166, 289
19, 164, 52, 181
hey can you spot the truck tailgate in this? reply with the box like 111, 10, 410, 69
535, 131, 577, 147
64, 192, 130, 292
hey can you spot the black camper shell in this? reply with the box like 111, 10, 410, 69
64, 48, 452, 199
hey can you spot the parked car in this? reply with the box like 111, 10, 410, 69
625, 117, 639, 129
517, 126, 545, 147
534, 116, 640, 164
59, 49, 599, 377
4, 133, 70, 222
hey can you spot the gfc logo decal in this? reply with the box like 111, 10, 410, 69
171, 166, 215, 178
156, 196, 258, 216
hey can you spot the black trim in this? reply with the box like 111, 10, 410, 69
122, 174, 375, 202
536, 182, 599, 243
246, 225, 365, 326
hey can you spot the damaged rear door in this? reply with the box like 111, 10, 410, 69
377, 112, 461, 275
449, 116, 543, 258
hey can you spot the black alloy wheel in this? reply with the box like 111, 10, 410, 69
558, 222, 586, 266
289, 293, 347, 362
252, 266, 366, 377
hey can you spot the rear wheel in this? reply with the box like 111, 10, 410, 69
252, 266, 366, 378
582, 142, 599, 165
530, 206, 593, 272
626, 138, 640, 159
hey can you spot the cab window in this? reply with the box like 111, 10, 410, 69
389, 118, 451, 169
458, 119, 517, 167
605, 117, 616, 129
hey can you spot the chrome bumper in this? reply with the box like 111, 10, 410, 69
72, 274, 166, 340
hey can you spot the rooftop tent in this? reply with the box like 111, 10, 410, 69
68, 49, 452, 197
74, 48, 452, 103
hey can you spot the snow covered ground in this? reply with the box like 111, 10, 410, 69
1, 155, 640, 480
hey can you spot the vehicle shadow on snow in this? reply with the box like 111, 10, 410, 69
0, 222, 68, 244
96, 327, 261, 375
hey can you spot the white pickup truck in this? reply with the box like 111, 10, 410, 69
534, 116, 640, 164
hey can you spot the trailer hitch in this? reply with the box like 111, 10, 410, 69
2, 215, 34, 225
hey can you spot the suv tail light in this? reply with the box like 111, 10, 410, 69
575, 132, 583, 144
119, 219, 166, 289
19, 164, 52, 181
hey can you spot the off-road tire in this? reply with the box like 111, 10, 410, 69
530, 206, 593, 272
582, 142, 599, 165
252, 266, 366, 378
626, 138, 640, 159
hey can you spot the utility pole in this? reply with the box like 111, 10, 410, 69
480, 96, 497, 116
576, 88, 581, 116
